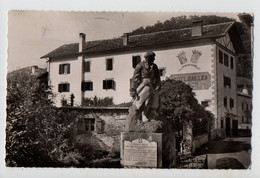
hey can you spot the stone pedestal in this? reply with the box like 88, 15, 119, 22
121, 132, 176, 168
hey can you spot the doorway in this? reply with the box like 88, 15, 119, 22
232, 120, 238, 136
226, 117, 231, 137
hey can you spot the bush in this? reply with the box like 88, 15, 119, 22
6, 68, 79, 167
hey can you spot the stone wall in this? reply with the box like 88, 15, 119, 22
192, 133, 209, 153
62, 106, 128, 153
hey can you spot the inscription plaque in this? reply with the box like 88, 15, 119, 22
123, 138, 157, 168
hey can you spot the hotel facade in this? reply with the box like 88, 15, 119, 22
41, 21, 245, 138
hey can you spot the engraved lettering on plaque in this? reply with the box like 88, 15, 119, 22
123, 138, 157, 168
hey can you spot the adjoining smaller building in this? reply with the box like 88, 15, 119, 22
236, 77, 252, 134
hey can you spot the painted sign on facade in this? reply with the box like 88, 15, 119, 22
170, 72, 211, 90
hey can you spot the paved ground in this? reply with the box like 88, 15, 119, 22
194, 137, 251, 169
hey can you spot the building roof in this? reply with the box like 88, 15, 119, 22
7, 66, 47, 78
41, 22, 236, 59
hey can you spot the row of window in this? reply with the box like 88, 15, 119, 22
60, 55, 142, 74
224, 97, 234, 109
219, 50, 234, 69
58, 79, 116, 93
241, 102, 252, 111
241, 116, 251, 124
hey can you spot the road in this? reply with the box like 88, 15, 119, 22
194, 137, 251, 169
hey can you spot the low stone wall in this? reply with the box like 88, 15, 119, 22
192, 133, 209, 153
210, 129, 225, 140
61, 106, 128, 153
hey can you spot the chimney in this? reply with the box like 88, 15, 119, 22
79, 33, 86, 52
192, 19, 203, 37
122, 33, 129, 46
31, 65, 38, 75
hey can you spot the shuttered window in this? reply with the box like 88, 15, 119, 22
223, 76, 231, 88
106, 58, 113, 70
81, 81, 93, 91
230, 98, 234, 108
85, 118, 95, 132
58, 83, 70, 92
59, 64, 70, 74
132, 55, 141, 68
103, 79, 116, 90
84, 61, 91, 72
224, 97, 227, 108
224, 53, 229, 67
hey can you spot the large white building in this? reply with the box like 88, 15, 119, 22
41, 21, 245, 138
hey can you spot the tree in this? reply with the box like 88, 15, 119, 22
6, 68, 78, 167
130, 15, 235, 36
159, 78, 213, 135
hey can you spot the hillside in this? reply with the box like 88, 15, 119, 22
129, 14, 253, 79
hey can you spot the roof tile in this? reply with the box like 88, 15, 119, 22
41, 22, 234, 59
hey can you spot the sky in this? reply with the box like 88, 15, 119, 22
7, 11, 240, 72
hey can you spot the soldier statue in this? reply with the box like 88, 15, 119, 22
130, 51, 161, 122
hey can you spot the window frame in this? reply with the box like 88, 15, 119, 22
85, 118, 95, 132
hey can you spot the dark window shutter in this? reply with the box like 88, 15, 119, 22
132, 56, 141, 68
230, 57, 234, 69
67, 64, 70, 74
81, 82, 85, 91
59, 64, 63, 74
112, 80, 116, 90
106, 58, 113, 70
66, 84, 70, 92
58, 84, 62, 92
90, 82, 93, 90
224, 97, 226, 107
103, 80, 107, 89
84, 61, 90, 72
78, 119, 85, 134
219, 50, 223, 64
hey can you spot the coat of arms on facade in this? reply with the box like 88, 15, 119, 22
177, 50, 202, 71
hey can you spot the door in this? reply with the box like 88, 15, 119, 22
226, 117, 231, 137
232, 120, 238, 136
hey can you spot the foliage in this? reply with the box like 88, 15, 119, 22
6, 68, 80, 167
159, 78, 213, 134
82, 96, 114, 107
130, 15, 235, 35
